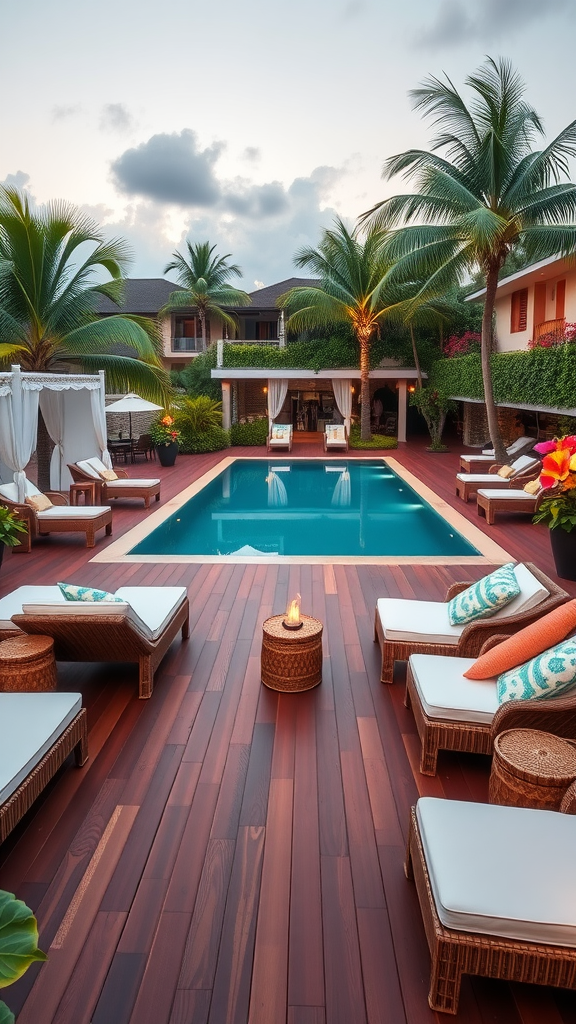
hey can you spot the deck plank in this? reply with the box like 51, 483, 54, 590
2, 441, 576, 1024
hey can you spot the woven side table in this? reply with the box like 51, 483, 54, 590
261, 614, 323, 692
489, 728, 576, 810
0, 635, 57, 691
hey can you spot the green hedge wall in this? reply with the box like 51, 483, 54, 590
229, 418, 269, 446
432, 346, 576, 410
178, 425, 230, 454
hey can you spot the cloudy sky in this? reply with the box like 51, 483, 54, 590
1, 0, 575, 290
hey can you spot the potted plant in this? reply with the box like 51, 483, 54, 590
150, 414, 182, 467
0, 504, 28, 568
533, 435, 576, 580
410, 386, 456, 452
0, 889, 46, 1024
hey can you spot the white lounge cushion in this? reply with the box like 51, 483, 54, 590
477, 488, 538, 501
0, 585, 63, 631
409, 654, 498, 724
106, 478, 160, 488
21, 585, 187, 643
0, 479, 42, 502
377, 598, 465, 645
22, 601, 130, 618
36, 506, 111, 520
376, 564, 548, 645
460, 455, 498, 466
481, 436, 530, 457
0, 692, 82, 803
76, 459, 102, 479
115, 586, 187, 641
416, 797, 576, 947
457, 473, 514, 485
86, 456, 108, 475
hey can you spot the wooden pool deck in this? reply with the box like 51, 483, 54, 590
1, 438, 575, 1024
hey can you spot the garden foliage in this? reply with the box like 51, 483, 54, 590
432, 346, 576, 410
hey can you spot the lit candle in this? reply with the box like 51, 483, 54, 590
283, 592, 303, 630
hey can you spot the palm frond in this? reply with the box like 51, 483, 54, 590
60, 352, 173, 405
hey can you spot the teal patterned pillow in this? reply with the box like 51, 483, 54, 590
447, 563, 519, 626
57, 582, 123, 603
497, 639, 576, 704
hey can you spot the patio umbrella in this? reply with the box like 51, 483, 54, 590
104, 393, 162, 439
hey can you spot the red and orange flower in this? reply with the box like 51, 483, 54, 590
535, 436, 576, 490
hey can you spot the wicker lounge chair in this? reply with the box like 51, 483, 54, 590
267, 424, 293, 452
455, 454, 540, 501
324, 424, 348, 451
405, 634, 576, 775
406, 793, 576, 1014
374, 562, 568, 684
459, 435, 535, 473
9, 585, 190, 699
0, 692, 87, 842
69, 457, 161, 507
0, 479, 112, 551
476, 485, 544, 525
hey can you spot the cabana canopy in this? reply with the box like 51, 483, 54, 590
0, 366, 110, 498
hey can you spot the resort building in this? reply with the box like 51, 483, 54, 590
97, 278, 424, 441
468, 254, 576, 353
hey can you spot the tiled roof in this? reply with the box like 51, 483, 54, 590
95, 277, 320, 316
246, 278, 319, 308
95, 279, 184, 314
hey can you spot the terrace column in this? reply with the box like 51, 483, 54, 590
221, 382, 231, 431
397, 380, 407, 443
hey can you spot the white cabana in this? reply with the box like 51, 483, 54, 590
0, 366, 111, 497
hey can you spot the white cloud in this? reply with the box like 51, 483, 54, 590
1, 170, 31, 190
111, 130, 224, 206
51, 104, 82, 121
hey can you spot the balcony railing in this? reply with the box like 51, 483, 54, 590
171, 337, 204, 353
534, 318, 566, 340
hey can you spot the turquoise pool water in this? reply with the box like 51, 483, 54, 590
129, 459, 479, 558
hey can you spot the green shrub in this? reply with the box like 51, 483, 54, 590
230, 418, 268, 446
349, 426, 397, 450
431, 346, 576, 410
180, 348, 221, 400
174, 395, 222, 432
178, 425, 230, 454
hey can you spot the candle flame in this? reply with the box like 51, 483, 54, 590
285, 593, 301, 625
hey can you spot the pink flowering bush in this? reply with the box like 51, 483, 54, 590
442, 332, 481, 357
528, 323, 576, 349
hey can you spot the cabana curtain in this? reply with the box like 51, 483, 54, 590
0, 367, 110, 492
0, 386, 39, 501
332, 379, 353, 434
267, 379, 289, 429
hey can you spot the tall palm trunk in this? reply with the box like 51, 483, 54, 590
481, 263, 507, 464
358, 328, 371, 440
199, 309, 206, 352
409, 324, 423, 388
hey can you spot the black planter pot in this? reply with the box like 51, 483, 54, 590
550, 527, 576, 581
156, 442, 178, 467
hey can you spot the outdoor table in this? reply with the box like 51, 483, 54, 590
0, 635, 57, 691
489, 728, 576, 810
261, 614, 323, 692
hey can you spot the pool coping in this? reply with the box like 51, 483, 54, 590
91, 455, 512, 566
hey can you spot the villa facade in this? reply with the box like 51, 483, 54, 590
98, 278, 424, 441
468, 254, 576, 352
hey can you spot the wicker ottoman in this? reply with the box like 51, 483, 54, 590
261, 614, 323, 692
489, 728, 576, 810
0, 635, 57, 691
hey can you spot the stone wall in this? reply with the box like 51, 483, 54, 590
105, 395, 158, 439
462, 402, 526, 448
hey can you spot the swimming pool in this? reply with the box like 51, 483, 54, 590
127, 459, 480, 558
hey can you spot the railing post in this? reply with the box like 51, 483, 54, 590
217, 339, 224, 367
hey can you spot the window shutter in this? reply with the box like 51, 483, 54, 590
511, 289, 528, 333
556, 279, 566, 320
534, 282, 546, 328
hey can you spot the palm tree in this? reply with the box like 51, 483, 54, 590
361, 57, 576, 462
278, 218, 397, 440
162, 241, 251, 350
0, 187, 171, 487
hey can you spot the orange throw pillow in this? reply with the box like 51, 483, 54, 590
25, 493, 53, 512
464, 599, 576, 679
